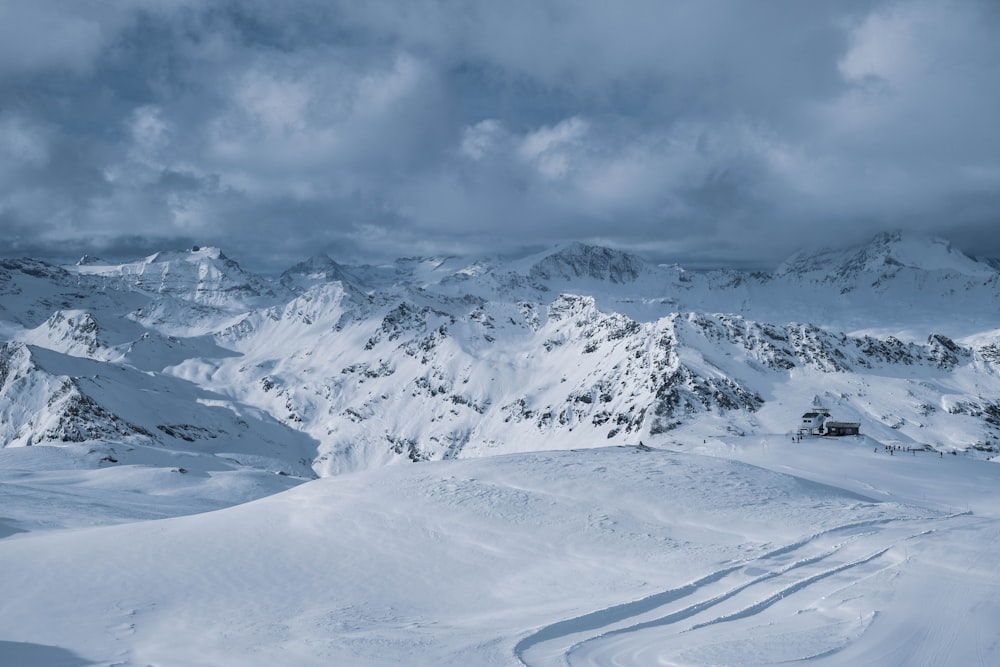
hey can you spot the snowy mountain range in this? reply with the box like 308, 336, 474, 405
3, 230, 1000, 476
4, 230, 1000, 666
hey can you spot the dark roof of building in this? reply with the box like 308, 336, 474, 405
825, 421, 860, 428
802, 412, 821, 418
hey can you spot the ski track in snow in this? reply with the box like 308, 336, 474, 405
517, 513, 971, 667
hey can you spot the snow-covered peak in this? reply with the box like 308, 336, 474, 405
841, 232, 992, 277
70, 246, 232, 278
144, 246, 226, 264
284, 253, 343, 276
528, 242, 647, 284
64, 246, 285, 308
21, 310, 110, 360
777, 231, 996, 281
279, 254, 352, 292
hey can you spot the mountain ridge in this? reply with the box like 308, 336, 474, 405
2, 231, 1000, 476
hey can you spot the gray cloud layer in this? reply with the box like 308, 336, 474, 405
1, 0, 998, 269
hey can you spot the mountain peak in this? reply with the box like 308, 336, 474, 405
145, 246, 227, 265
529, 243, 646, 284
280, 254, 352, 292
283, 254, 343, 275
847, 231, 992, 277
777, 231, 994, 281
63, 246, 283, 307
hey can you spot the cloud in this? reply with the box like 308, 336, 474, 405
0, 113, 52, 170
202, 51, 445, 193
0, 0, 997, 269
0, 1, 199, 79
0, 2, 105, 77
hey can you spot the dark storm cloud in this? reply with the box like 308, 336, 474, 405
0, 0, 998, 270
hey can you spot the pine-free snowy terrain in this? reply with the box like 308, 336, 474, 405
2, 439, 999, 665
3, 231, 1000, 664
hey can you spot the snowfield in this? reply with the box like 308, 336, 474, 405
4, 232, 1000, 665
2, 438, 999, 666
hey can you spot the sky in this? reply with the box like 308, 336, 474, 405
0, 0, 998, 271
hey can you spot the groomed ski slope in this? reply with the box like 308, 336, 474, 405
2, 435, 999, 666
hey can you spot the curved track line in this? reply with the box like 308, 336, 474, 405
516, 514, 965, 666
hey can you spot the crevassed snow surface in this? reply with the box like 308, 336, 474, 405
2, 438, 999, 666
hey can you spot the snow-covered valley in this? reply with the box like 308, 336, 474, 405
2, 231, 1000, 665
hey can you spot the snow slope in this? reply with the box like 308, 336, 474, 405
1, 441, 998, 666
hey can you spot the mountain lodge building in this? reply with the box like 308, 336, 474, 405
800, 409, 830, 435
823, 421, 861, 436
799, 408, 860, 437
